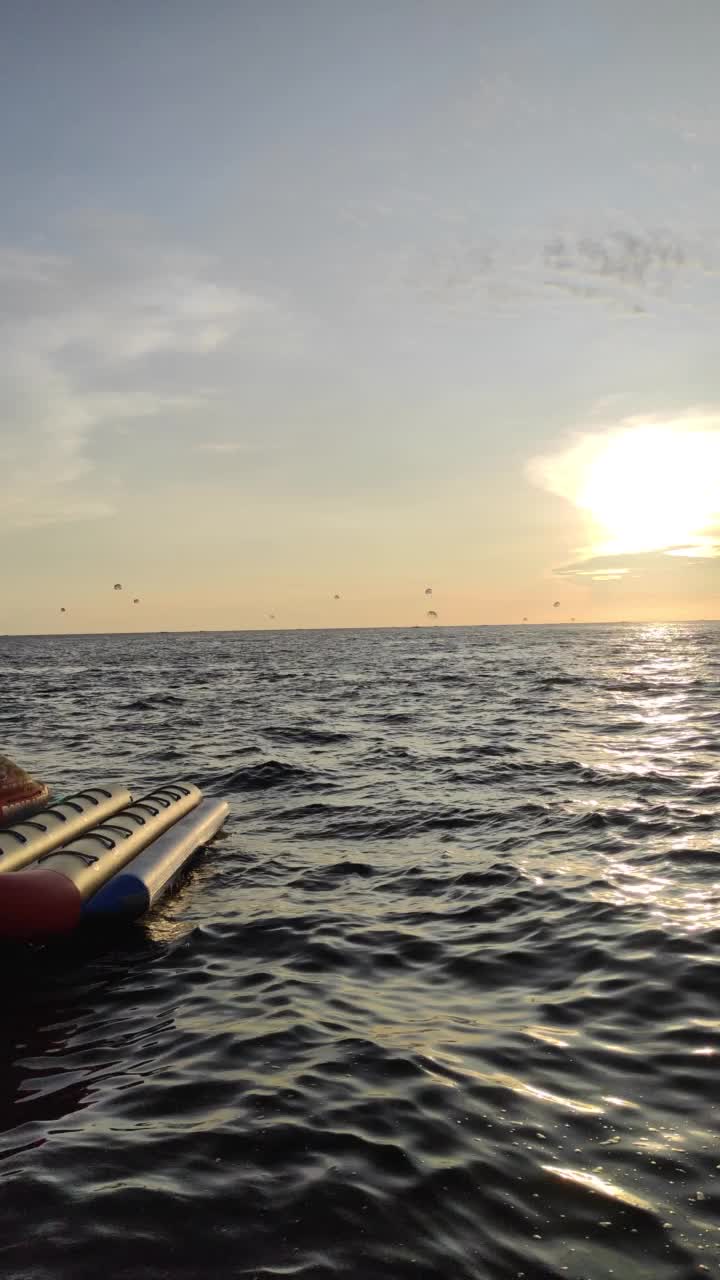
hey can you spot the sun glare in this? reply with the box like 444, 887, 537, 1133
531, 418, 720, 556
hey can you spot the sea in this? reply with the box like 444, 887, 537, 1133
1, 622, 719, 1280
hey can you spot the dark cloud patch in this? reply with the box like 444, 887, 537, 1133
405, 225, 715, 314
544, 231, 690, 286
542, 229, 712, 312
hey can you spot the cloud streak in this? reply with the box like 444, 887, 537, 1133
554, 546, 719, 583
194, 441, 255, 455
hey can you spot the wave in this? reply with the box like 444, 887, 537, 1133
3, 621, 720, 1279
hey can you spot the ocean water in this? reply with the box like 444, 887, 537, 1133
1, 622, 720, 1280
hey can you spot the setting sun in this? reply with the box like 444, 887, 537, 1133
531, 417, 720, 557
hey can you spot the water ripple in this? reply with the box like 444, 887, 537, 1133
1, 622, 719, 1279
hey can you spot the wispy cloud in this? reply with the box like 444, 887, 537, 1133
0, 358, 197, 528
5, 258, 270, 364
0, 232, 295, 528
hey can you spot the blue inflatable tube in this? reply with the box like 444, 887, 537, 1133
82, 797, 229, 922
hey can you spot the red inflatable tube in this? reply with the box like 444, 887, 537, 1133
0, 870, 82, 940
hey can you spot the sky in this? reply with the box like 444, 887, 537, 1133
2, 0, 719, 633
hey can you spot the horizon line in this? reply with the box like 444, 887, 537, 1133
2, 619, 718, 639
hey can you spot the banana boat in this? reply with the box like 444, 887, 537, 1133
0, 783, 228, 940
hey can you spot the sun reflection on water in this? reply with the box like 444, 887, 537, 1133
542, 1164, 654, 1211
